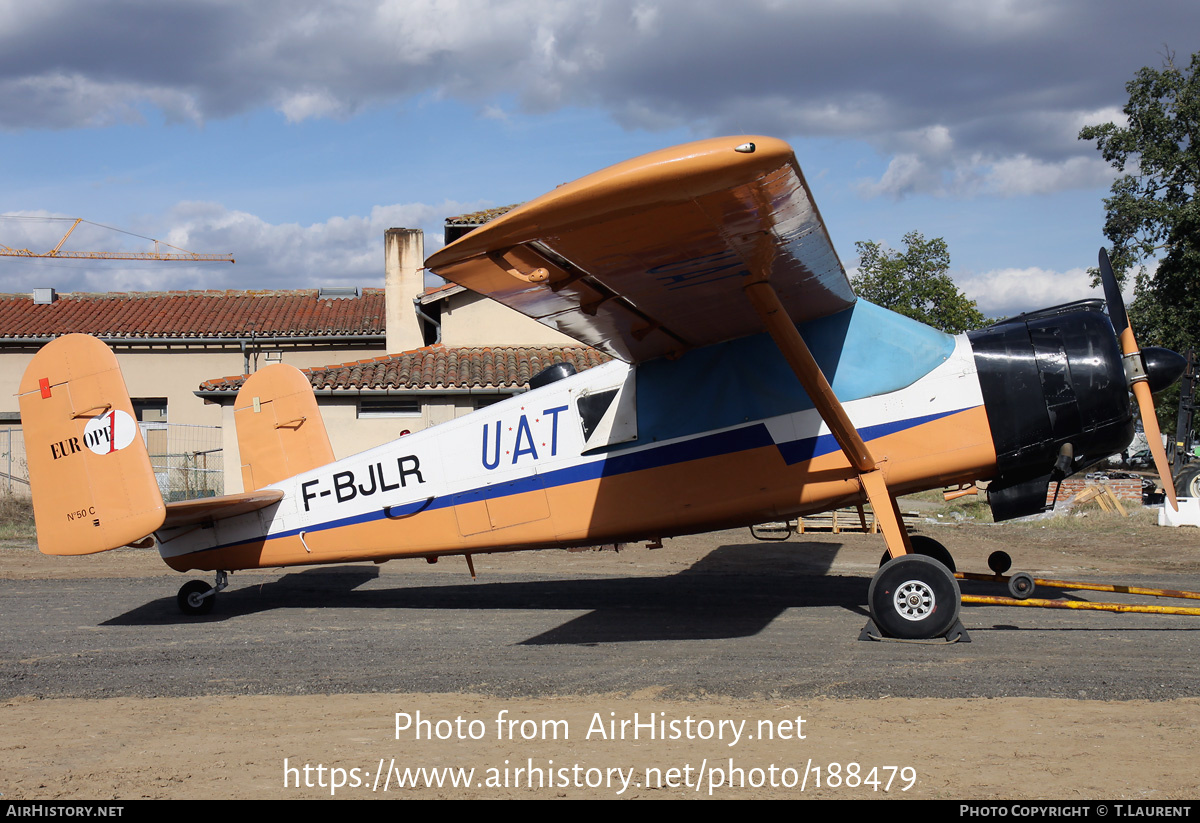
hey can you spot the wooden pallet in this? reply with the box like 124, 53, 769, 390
1072, 482, 1128, 516
751, 506, 921, 539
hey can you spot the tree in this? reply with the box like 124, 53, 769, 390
851, 231, 986, 334
1080, 49, 1200, 435
1079, 48, 1200, 359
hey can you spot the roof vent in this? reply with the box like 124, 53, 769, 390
318, 287, 361, 300
32, 288, 57, 305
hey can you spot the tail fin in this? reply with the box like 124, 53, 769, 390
18, 334, 165, 555
234, 363, 334, 490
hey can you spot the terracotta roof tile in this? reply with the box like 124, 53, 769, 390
443, 205, 520, 226
198, 345, 611, 393
0, 290, 386, 339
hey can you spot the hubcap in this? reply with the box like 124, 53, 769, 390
893, 579, 935, 621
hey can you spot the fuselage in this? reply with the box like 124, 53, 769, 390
157, 299, 999, 572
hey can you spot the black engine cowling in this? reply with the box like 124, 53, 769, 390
969, 300, 1134, 521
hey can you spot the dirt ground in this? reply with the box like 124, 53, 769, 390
3, 506, 1200, 800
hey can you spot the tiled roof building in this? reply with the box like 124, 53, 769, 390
1, 225, 600, 497
198, 345, 609, 394
0, 289, 385, 340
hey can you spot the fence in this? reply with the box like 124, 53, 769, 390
0, 423, 223, 501
0, 428, 28, 497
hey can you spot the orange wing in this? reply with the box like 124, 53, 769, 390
424, 136, 853, 362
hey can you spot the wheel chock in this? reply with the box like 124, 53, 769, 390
858, 617, 971, 643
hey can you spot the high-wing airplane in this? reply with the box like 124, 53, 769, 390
17, 136, 1187, 641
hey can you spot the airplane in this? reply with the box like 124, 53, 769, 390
17, 135, 1187, 641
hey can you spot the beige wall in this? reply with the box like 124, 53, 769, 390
1, 343, 384, 426
437, 291, 582, 347
3, 342, 382, 498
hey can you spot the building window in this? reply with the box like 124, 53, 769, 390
132, 398, 168, 423
131, 398, 168, 458
357, 398, 421, 418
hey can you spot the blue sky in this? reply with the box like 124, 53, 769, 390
1, 0, 1197, 318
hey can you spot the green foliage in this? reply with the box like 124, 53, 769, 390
1079, 49, 1200, 288
1080, 49, 1200, 432
851, 231, 986, 333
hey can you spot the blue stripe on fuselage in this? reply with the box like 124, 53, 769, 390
187, 407, 970, 553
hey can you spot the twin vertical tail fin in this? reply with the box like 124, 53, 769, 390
18, 334, 165, 555
234, 363, 334, 490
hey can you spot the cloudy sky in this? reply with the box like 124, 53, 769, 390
1, 0, 1197, 319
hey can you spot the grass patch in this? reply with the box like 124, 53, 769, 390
899, 489, 994, 523
944, 499, 994, 523
0, 495, 36, 540
1005, 503, 1158, 533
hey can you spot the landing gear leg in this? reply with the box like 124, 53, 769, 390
177, 570, 229, 616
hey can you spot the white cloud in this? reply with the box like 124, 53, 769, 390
276, 89, 349, 123
0, 199, 484, 294
982, 154, 1113, 196
958, 265, 1135, 318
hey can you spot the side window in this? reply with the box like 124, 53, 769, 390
575, 368, 638, 454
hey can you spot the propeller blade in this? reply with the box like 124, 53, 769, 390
1098, 248, 1178, 509
1134, 380, 1179, 511
1098, 248, 1130, 339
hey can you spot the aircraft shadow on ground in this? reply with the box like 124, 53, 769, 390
103, 541, 874, 642
101, 541, 1158, 641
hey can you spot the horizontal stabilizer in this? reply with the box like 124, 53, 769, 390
163, 489, 283, 530
18, 334, 165, 555
235, 363, 334, 490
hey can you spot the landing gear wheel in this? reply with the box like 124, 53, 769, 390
869, 554, 961, 640
1008, 571, 1036, 600
1174, 465, 1200, 499
178, 580, 215, 616
879, 535, 956, 573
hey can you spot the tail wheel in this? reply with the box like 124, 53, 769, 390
1008, 572, 1036, 600
178, 580, 215, 616
879, 534, 956, 573
869, 554, 961, 640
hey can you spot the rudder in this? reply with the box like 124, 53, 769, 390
234, 363, 334, 490
18, 334, 165, 555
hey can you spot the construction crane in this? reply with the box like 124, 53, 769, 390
0, 216, 234, 263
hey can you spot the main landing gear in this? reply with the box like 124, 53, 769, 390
177, 570, 229, 616
863, 537, 968, 642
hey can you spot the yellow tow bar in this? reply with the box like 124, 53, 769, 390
956, 572, 1200, 617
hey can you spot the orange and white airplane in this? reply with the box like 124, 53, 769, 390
17, 136, 1185, 640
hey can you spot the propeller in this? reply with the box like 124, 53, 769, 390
1098, 248, 1181, 510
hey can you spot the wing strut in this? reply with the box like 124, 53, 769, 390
742, 273, 913, 559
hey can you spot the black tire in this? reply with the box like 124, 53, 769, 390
1008, 572, 1036, 600
869, 554, 961, 640
178, 580, 215, 616
1174, 465, 1200, 499
879, 535, 956, 573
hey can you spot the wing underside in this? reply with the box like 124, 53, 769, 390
424, 136, 854, 363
